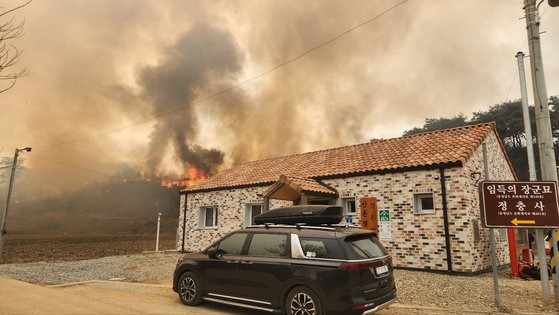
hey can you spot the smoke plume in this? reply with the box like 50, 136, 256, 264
137, 23, 243, 177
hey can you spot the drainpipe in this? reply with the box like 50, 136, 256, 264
181, 193, 188, 253
439, 167, 453, 273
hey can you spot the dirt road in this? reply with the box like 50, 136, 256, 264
0, 276, 541, 315
0, 276, 244, 315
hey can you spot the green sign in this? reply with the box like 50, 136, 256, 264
379, 210, 390, 221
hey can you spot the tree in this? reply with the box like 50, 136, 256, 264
0, 0, 31, 94
403, 114, 468, 136
403, 97, 559, 181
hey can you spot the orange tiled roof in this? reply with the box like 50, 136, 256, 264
262, 175, 338, 197
183, 122, 502, 193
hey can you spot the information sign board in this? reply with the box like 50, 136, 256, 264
480, 181, 559, 228
378, 209, 391, 240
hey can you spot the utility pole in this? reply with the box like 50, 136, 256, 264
523, 0, 559, 302
0, 147, 31, 263
516, 52, 537, 181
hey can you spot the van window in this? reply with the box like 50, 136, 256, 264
299, 237, 345, 259
344, 235, 388, 260
217, 233, 248, 255
247, 233, 288, 258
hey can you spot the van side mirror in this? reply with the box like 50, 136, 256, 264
207, 247, 222, 259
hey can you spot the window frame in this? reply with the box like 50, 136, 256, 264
199, 206, 218, 229
244, 203, 263, 227
342, 197, 357, 215
413, 193, 435, 214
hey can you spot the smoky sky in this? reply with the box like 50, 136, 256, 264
1, 0, 559, 189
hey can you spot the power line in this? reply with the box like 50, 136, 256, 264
504, 67, 518, 101
34, 0, 409, 149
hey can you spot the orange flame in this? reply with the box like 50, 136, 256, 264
159, 166, 208, 188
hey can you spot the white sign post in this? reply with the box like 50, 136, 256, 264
378, 209, 391, 240
155, 212, 161, 252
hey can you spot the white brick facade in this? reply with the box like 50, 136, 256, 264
177, 132, 514, 273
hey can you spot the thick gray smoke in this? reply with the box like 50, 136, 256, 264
139, 23, 243, 176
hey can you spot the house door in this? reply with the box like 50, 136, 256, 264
359, 197, 379, 232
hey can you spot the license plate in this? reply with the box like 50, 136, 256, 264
375, 265, 389, 275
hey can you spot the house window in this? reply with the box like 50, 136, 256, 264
342, 198, 357, 215
245, 204, 262, 226
199, 207, 218, 228
414, 193, 435, 214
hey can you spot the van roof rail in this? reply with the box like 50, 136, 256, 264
245, 223, 361, 231
246, 224, 336, 231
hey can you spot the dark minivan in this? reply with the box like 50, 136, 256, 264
173, 205, 396, 315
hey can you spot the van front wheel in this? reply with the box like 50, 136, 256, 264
178, 272, 202, 306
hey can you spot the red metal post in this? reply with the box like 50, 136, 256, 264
507, 228, 519, 278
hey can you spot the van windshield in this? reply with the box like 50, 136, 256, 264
344, 234, 388, 260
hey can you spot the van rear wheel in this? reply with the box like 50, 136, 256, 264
286, 286, 323, 315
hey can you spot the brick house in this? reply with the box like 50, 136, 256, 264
177, 122, 516, 273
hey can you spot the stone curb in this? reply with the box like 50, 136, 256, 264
141, 250, 179, 254
48, 279, 169, 288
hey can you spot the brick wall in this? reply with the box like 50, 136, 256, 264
177, 187, 291, 252
321, 168, 467, 271
176, 131, 514, 273
462, 131, 516, 271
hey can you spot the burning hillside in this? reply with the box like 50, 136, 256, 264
159, 166, 209, 188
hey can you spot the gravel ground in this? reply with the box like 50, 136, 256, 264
0, 252, 183, 284
394, 268, 558, 314
1, 253, 558, 314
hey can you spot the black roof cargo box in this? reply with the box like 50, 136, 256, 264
253, 205, 343, 225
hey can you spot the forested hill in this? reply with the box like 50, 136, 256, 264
404, 96, 559, 181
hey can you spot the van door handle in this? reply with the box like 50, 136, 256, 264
241, 261, 253, 265
226, 260, 239, 264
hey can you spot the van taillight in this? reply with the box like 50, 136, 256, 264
339, 261, 376, 270
339, 257, 391, 270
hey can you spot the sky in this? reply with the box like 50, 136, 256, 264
1, 0, 559, 188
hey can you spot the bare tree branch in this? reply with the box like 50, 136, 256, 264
0, 0, 32, 19
0, 0, 31, 94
